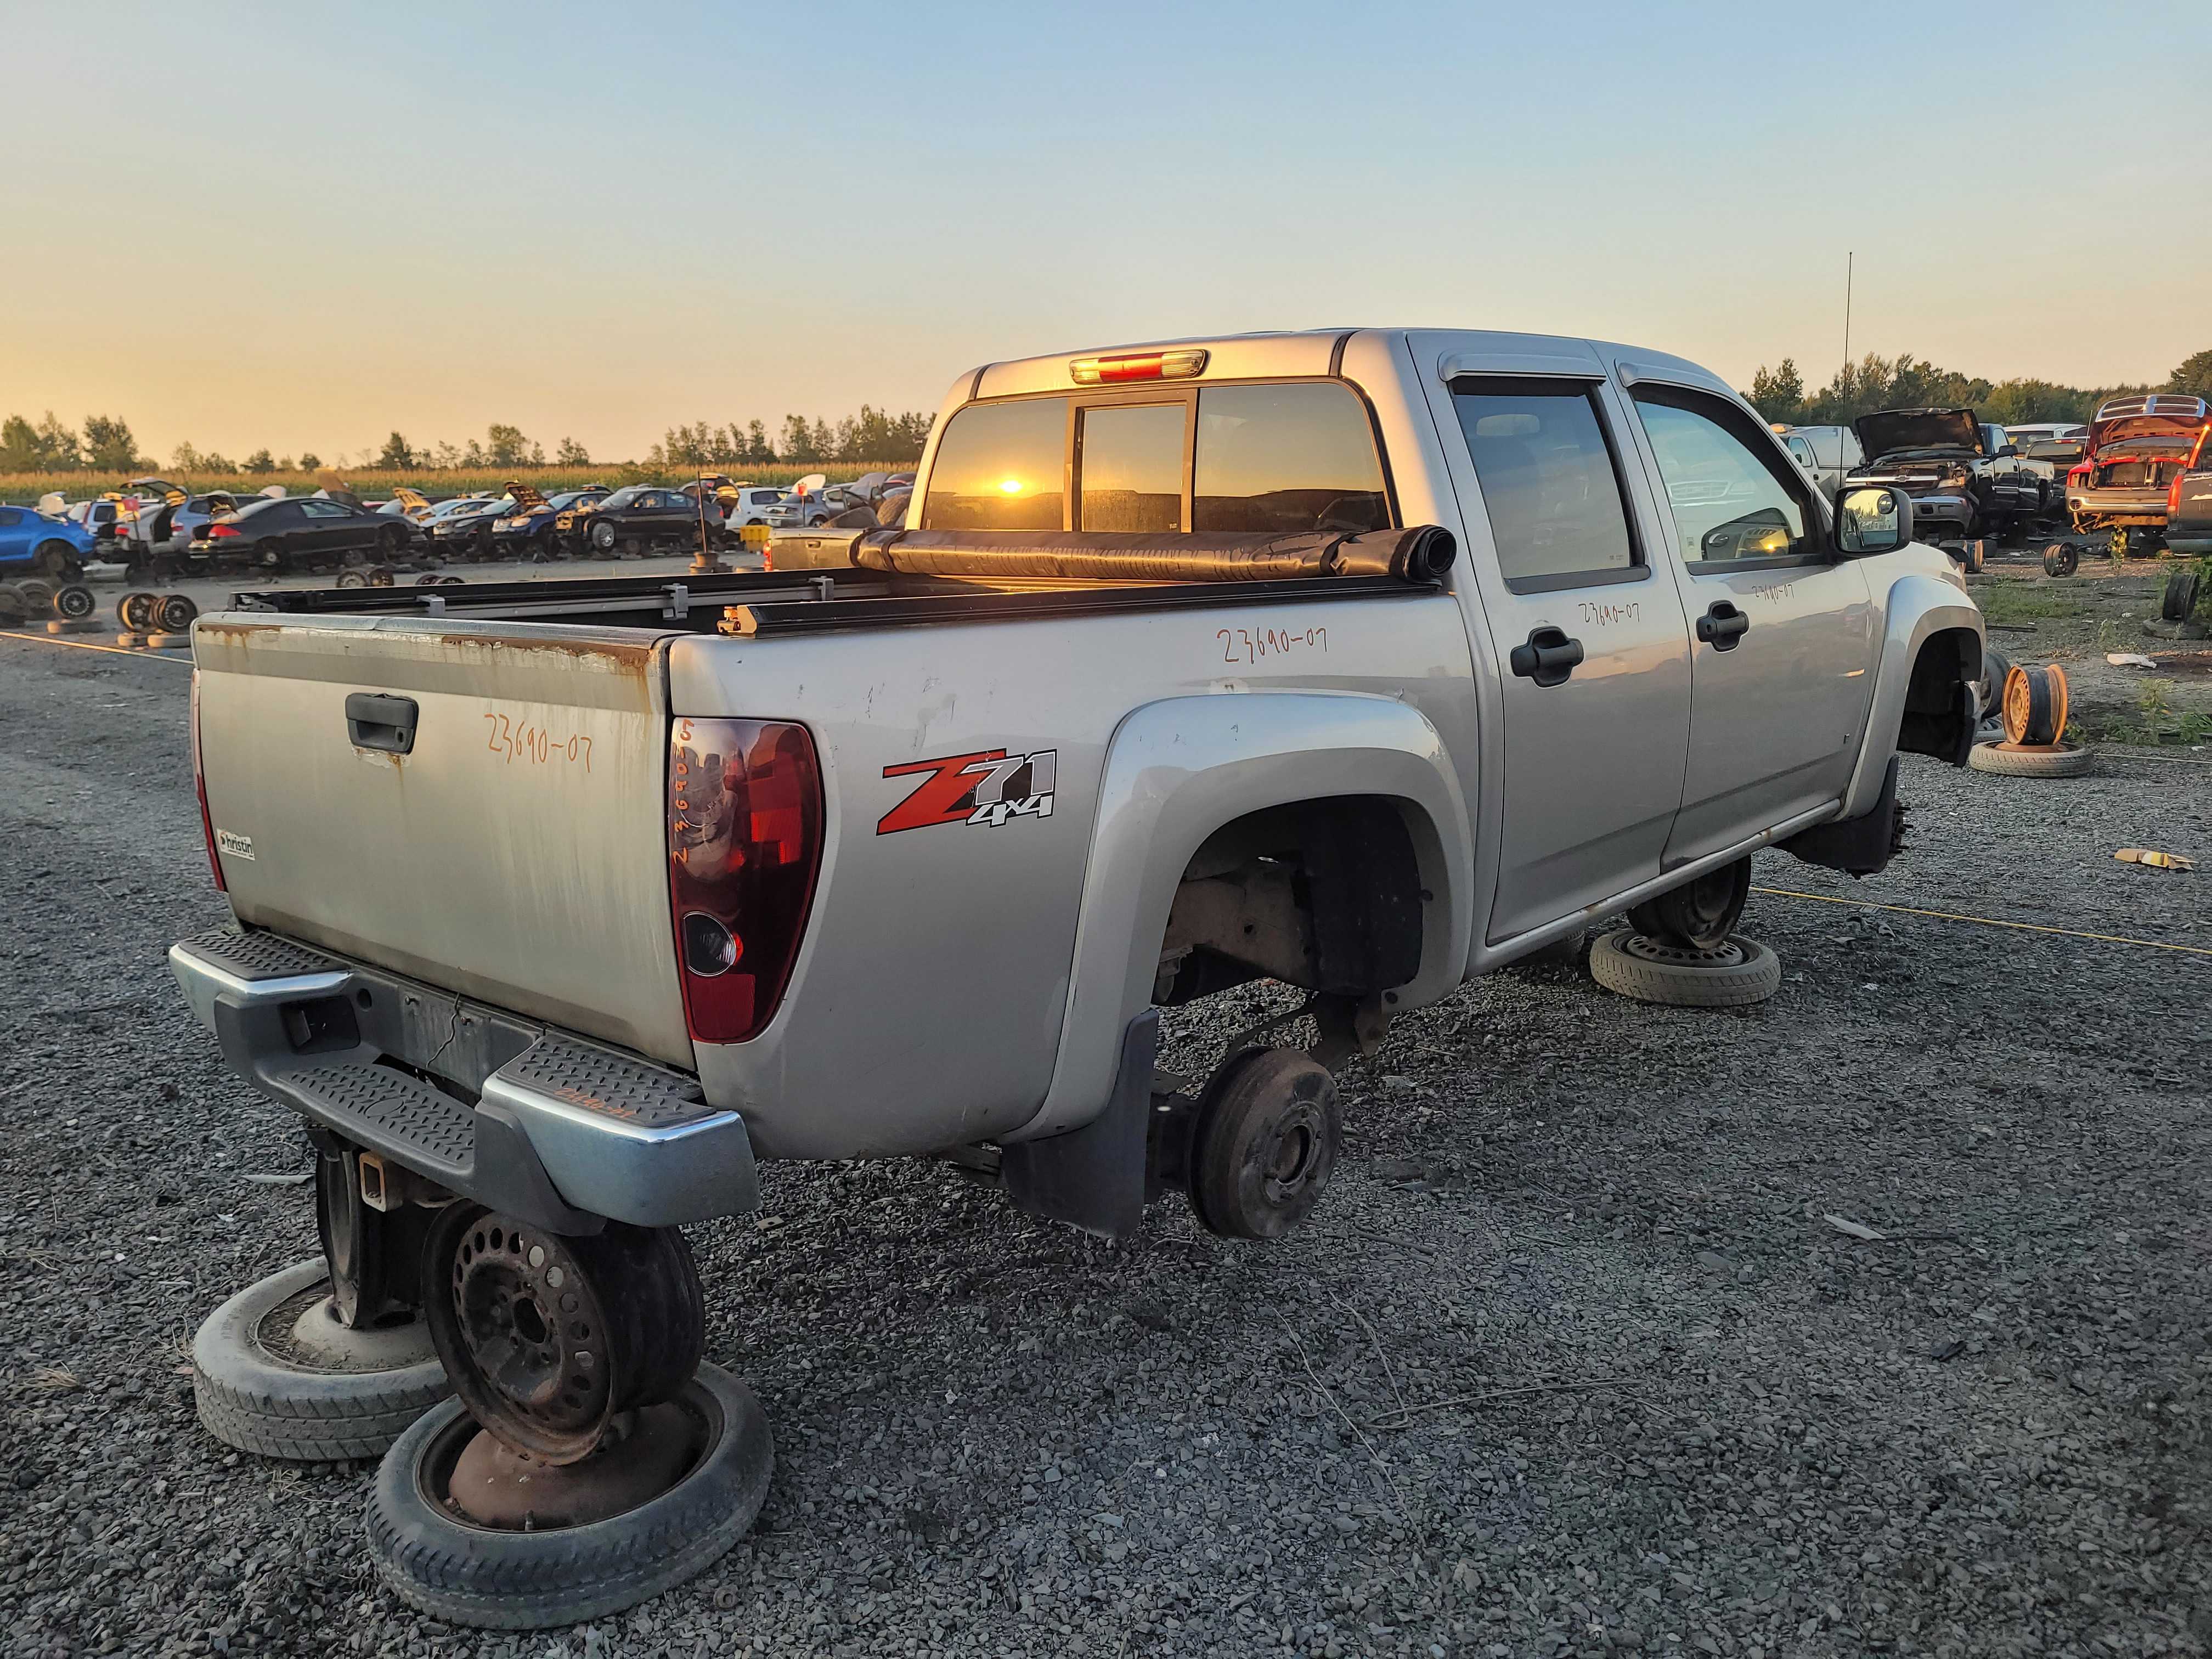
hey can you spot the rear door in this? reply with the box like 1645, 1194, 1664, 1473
193, 617, 692, 1065
1417, 348, 1695, 943
1613, 375, 1879, 865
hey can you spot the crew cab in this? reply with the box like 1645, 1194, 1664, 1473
173, 328, 1982, 1262
2068, 394, 2211, 556
1848, 407, 2039, 545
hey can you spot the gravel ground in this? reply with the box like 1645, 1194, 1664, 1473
1, 629, 2207, 1659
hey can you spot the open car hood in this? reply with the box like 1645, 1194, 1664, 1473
2087, 396, 2209, 456
1853, 408, 1982, 460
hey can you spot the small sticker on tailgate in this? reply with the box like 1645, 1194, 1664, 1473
216, 829, 255, 861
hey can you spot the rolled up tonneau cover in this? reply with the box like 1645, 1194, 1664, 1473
848, 524, 1456, 584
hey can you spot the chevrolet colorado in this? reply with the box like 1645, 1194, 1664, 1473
171, 329, 1982, 1613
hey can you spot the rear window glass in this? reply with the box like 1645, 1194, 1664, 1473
1078, 402, 1183, 532
923, 398, 1066, 531
1193, 383, 1386, 534
1452, 383, 1637, 583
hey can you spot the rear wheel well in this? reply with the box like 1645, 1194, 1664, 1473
1898, 626, 1981, 761
1154, 795, 1424, 1008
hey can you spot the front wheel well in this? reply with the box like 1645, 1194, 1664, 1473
1154, 795, 1425, 1008
1898, 626, 1982, 762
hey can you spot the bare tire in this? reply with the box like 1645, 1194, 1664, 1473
364, 1362, 772, 1630
15, 577, 56, 614
2163, 569, 2202, 622
1189, 1048, 1341, 1240
1968, 742, 2095, 777
193, 1259, 449, 1462
2043, 543, 2078, 577
335, 569, 368, 589
1978, 646, 2012, 715
1588, 929, 1781, 1008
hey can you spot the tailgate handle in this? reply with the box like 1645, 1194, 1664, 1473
345, 693, 418, 755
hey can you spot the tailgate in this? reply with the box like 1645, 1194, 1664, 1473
193, 615, 691, 1066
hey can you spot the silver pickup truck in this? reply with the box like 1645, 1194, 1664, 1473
172, 329, 1981, 1583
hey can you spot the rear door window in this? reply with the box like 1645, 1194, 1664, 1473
1077, 402, 1183, 532
1193, 383, 1387, 533
922, 397, 1067, 531
1451, 380, 1640, 587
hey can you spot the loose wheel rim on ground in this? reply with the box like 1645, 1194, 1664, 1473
364, 1362, 772, 1630
193, 1259, 449, 1462
1588, 928, 1781, 1008
2001, 663, 2067, 747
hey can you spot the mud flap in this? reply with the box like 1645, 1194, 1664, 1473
1000, 1013, 1158, 1242
1779, 756, 1903, 878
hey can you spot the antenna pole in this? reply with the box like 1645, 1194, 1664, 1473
1842, 251, 1854, 385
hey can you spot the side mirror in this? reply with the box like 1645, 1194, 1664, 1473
1836, 486, 1909, 556
1999, 444, 2020, 458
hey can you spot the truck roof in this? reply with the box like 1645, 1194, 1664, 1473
963, 328, 1729, 403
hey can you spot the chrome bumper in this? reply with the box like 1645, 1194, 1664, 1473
169, 928, 757, 1231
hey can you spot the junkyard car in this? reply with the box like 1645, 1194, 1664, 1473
2066, 394, 2211, 557
2164, 423, 2212, 557
1847, 407, 2040, 546
562, 483, 715, 556
489, 487, 609, 560
0, 501, 97, 581
174, 327, 1984, 1618
188, 493, 416, 572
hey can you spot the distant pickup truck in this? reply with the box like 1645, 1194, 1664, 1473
2068, 394, 2211, 558
172, 329, 1982, 1350
1847, 408, 2044, 548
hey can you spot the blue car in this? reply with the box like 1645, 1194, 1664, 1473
489, 487, 609, 561
0, 504, 97, 582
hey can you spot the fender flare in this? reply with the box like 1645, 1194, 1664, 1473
1006, 691, 1474, 1142
1839, 572, 1984, 817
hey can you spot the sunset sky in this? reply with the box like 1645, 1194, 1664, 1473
9, 0, 2206, 466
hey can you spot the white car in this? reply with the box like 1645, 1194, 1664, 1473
721, 487, 788, 527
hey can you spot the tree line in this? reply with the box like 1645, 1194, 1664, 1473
647, 407, 934, 469
0, 405, 935, 477
1746, 347, 2212, 428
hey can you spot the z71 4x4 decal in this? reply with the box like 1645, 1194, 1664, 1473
877, 748, 1058, 835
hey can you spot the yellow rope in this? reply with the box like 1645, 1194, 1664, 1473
1752, 886, 2212, 958
0, 630, 191, 665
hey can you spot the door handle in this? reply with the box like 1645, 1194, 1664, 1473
1508, 625, 1584, 687
1697, 601, 1751, 651
345, 692, 418, 755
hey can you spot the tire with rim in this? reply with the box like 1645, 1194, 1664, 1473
381, 524, 409, 560
364, 1362, 772, 1630
54, 583, 96, 619
1188, 1048, 1341, 1240
335, 569, 369, 589
2043, 543, 2078, 577
1626, 855, 1751, 950
1967, 742, 2095, 777
1588, 929, 1781, 1008
193, 1259, 450, 1461
590, 519, 618, 552
155, 594, 198, 633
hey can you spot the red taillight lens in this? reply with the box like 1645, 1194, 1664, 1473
190, 670, 226, 892
668, 718, 822, 1044
2170, 475, 2185, 513
208, 521, 240, 537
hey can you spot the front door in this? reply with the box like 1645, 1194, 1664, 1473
1423, 362, 1695, 943
1615, 378, 1880, 866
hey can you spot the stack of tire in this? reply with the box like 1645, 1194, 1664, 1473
1969, 662, 2092, 776
116, 590, 198, 648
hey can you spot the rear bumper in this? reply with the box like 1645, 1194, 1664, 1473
170, 927, 755, 1231
2167, 531, 2212, 555
2069, 489, 2169, 524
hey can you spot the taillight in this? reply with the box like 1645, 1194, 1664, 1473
208, 521, 240, 537
190, 670, 226, 893
1069, 347, 1208, 385
2170, 475, 2185, 514
667, 718, 822, 1043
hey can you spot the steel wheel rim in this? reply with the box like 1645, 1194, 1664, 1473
1622, 933, 1746, 969
445, 1214, 614, 1462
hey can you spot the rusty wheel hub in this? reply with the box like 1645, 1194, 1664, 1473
443, 1402, 707, 1529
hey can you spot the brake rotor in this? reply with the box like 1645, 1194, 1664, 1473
442, 1401, 706, 1529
